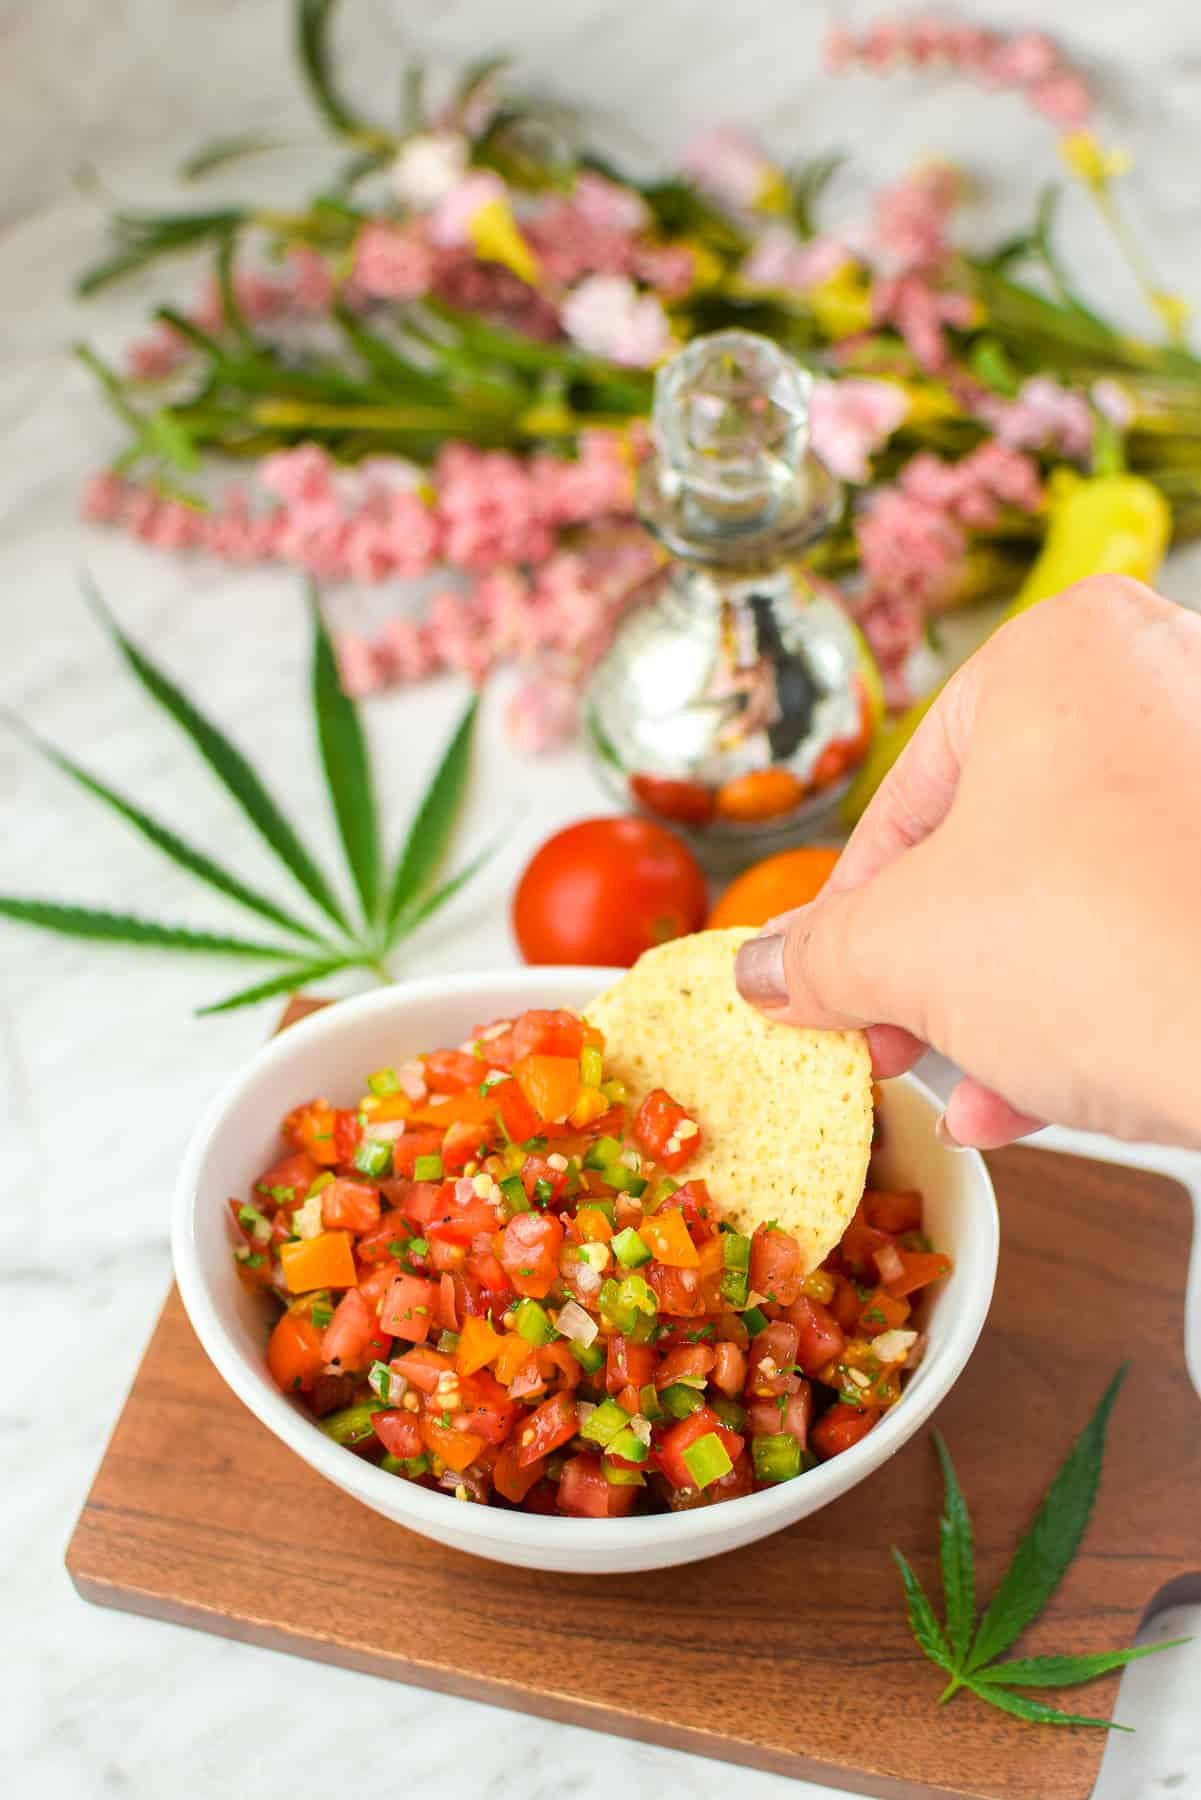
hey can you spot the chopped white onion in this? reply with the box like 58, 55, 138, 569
293, 1192, 325, 1240
874, 1241, 905, 1284
873, 1328, 919, 1366
630, 1414, 652, 1446
556, 1299, 599, 1347
454, 1176, 478, 1206
576, 1400, 596, 1429
575, 1263, 603, 1299
364, 1119, 407, 1143
546, 1153, 569, 1173
368, 1360, 408, 1404
397, 1060, 427, 1101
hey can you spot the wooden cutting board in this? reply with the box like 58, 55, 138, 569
67, 1000, 1201, 1800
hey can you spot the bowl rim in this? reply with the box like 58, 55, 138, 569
173, 968, 999, 1553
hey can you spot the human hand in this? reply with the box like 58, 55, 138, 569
735, 576, 1201, 1149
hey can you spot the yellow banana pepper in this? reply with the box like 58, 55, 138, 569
841, 468, 1172, 825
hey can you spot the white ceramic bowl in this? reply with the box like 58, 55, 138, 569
173, 968, 998, 1573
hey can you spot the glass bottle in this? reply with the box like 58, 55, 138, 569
583, 331, 874, 868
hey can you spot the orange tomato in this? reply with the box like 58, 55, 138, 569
278, 1230, 357, 1293
512, 1053, 581, 1123
266, 1311, 325, 1392
641, 1209, 700, 1269
708, 845, 842, 929
714, 768, 806, 823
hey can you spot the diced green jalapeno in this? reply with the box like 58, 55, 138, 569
583, 1135, 624, 1171
605, 1165, 647, 1196
742, 1305, 770, 1336
751, 1433, 803, 1483
681, 1432, 734, 1489
578, 1197, 617, 1228
412, 1153, 443, 1181
380, 1451, 431, 1479
498, 1173, 532, 1217
354, 1138, 393, 1178
579, 1045, 604, 1089
568, 1339, 606, 1373
579, 1397, 632, 1447
367, 1067, 400, 1096
711, 1396, 747, 1432
604, 1425, 649, 1464
602, 1462, 645, 1486
513, 1298, 557, 1345
237, 1203, 272, 1245
643, 1175, 679, 1214
319, 1402, 383, 1447
611, 1226, 651, 1268
307, 1170, 334, 1196
720, 1268, 750, 1306
660, 1382, 704, 1419
600, 1078, 627, 1104
639, 1381, 665, 1421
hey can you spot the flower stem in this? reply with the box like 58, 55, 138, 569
938, 1676, 965, 1705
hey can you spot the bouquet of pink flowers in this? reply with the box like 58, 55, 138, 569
77, 1, 1201, 749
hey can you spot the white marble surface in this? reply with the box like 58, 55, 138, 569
2, 3, 1200, 1795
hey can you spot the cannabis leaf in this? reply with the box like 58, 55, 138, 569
894, 1366, 1190, 1730
0, 582, 485, 1014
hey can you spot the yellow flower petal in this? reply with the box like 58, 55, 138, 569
753, 167, 792, 215
1059, 131, 1131, 191
809, 263, 873, 340
467, 196, 540, 284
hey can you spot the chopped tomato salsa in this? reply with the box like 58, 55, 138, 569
232, 1008, 950, 1514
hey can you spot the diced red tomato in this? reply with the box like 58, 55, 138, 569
424, 1049, 481, 1093
267, 1312, 325, 1393
389, 1131, 447, 1179
441, 1118, 491, 1174
712, 1341, 747, 1396
885, 1250, 952, 1297
254, 1149, 320, 1203
498, 1212, 564, 1299
395, 1180, 449, 1227
390, 1346, 452, 1393
454, 1371, 517, 1447
537, 1341, 582, 1390
749, 1224, 802, 1306
496, 1079, 540, 1145
493, 1441, 547, 1502
605, 1334, 656, 1394
358, 1258, 401, 1307
811, 1402, 881, 1459
656, 1406, 745, 1491
355, 1210, 411, 1265
509, 1354, 547, 1401
747, 1385, 813, 1446
321, 1178, 381, 1233
428, 1234, 467, 1274
646, 1260, 705, 1317
671, 1179, 716, 1242
826, 1270, 864, 1333
333, 1109, 362, 1164
557, 1453, 638, 1517
514, 1009, 585, 1061
746, 1321, 801, 1396
420, 1415, 485, 1473
857, 1286, 912, 1337
655, 1343, 716, 1388
465, 1248, 512, 1294
380, 1272, 439, 1343
517, 1392, 578, 1467
372, 1410, 423, 1459
518, 1154, 568, 1206
430, 1197, 500, 1243
838, 1199, 897, 1282
632, 1088, 701, 1173
787, 1294, 847, 1376
864, 1189, 923, 1234
322, 1288, 389, 1371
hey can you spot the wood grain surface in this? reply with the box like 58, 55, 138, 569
66, 1000, 1201, 1800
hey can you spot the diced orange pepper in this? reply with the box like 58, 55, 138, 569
456, 1313, 503, 1376
570, 1087, 609, 1129
361, 1092, 413, 1123
493, 1332, 535, 1385
886, 1250, 952, 1297
408, 1091, 499, 1128
575, 1205, 613, 1244
279, 1230, 357, 1292
292, 1101, 341, 1166
641, 1210, 700, 1268
420, 1416, 485, 1473
512, 1054, 582, 1123
696, 1236, 725, 1281
858, 1286, 912, 1337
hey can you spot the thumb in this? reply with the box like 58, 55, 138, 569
734, 835, 942, 1042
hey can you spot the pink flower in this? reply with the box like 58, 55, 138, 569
352, 222, 433, 300
828, 18, 1093, 129
743, 230, 849, 293
287, 245, 334, 313
572, 172, 649, 236
378, 616, 437, 682
1029, 73, 1092, 128
258, 444, 336, 506
980, 376, 1093, 462
1092, 378, 1135, 431
390, 131, 469, 210
81, 470, 131, 523
145, 498, 205, 551
425, 589, 494, 682
633, 241, 695, 299
874, 274, 973, 372
683, 129, 775, 211
871, 166, 958, 277
858, 486, 965, 607
337, 635, 387, 698
506, 667, 579, 753
428, 171, 507, 248
561, 275, 670, 368
127, 322, 187, 380
810, 377, 908, 483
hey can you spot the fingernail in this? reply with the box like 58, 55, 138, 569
935, 1113, 968, 1153
735, 930, 788, 1009
762, 902, 813, 934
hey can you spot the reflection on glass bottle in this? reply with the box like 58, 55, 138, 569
583, 330, 875, 865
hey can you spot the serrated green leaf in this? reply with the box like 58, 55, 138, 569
934, 1432, 976, 1667
383, 695, 478, 938
891, 1548, 953, 1675
309, 587, 379, 926
967, 1366, 1128, 1674
196, 955, 357, 1015
180, 135, 288, 180
965, 1680, 1130, 1732
0, 897, 291, 958
974, 1640, 1191, 1690
3, 714, 326, 945
390, 839, 496, 943
84, 581, 350, 935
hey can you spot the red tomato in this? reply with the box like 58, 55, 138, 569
787, 1295, 847, 1376
811, 1403, 881, 1460
513, 818, 707, 967
749, 1224, 802, 1306
441, 1119, 490, 1174
333, 1109, 362, 1164
826, 1270, 864, 1334
428, 1235, 467, 1274
496, 1079, 540, 1145
646, 1261, 705, 1317
380, 1273, 439, 1342
518, 1153, 568, 1206
321, 1178, 381, 1233
886, 1250, 952, 1297
557, 1452, 638, 1517
605, 1334, 656, 1395
514, 1009, 585, 1061
266, 1312, 325, 1393
322, 1288, 389, 1372
355, 1211, 411, 1266
390, 1130, 446, 1179
628, 772, 716, 827
712, 1341, 747, 1396
655, 1343, 716, 1388
493, 1441, 546, 1503
464, 1249, 512, 1295
429, 1197, 499, 1243
424, 1050, 480, 1093
455, 1371, 517, 1447
358, 1258, 401, 1307
632, 1089, 702, 1174
671, 1179, 716, 1241
838, 1200, 897, 1281
517, 1392, 579, 1467
372, 1410, 423, 1459
254, 1149, 320, 1202
390, 1346, 452, 1392
746, 1321, 801, 1396
499, 1212, 564, 1299
656, 1406, 745, 1491
396, 1181, 449, 1227
864, 1189, 924, 1234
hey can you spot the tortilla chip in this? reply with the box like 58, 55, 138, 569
587, 928, 872, 1272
